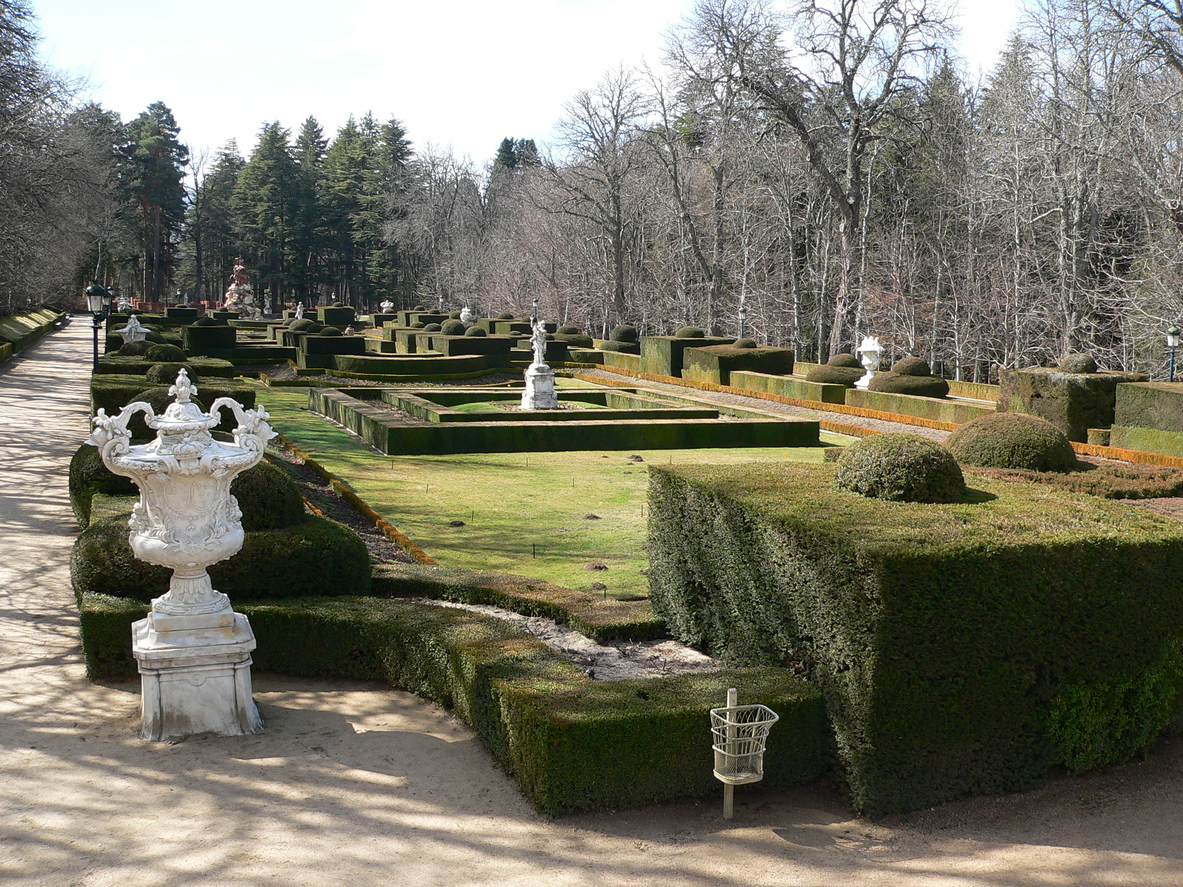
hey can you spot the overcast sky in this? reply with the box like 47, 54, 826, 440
32, 0, 1024, 166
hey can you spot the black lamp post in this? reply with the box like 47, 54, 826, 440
84, 283, 109, 373
1169, 326, 1181, 382
738, 301, 747, 340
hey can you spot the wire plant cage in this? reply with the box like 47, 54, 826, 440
710, 689, 779, 819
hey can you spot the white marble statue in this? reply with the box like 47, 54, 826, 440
88, 369, 275, 741
117, 293, 131, 312
530, 317, 548, 367
264, 295, 272, 316
223, 257, 261, 319
522, 317, 558, 410
118, 315, 148, 345
295, 302, 305, 320
460, 306, 475, 327
856, 335, 882, 390
379, 299, 395, 314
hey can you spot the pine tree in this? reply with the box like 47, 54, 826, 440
232, 122, 298, 306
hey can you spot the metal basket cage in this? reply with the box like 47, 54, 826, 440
710, 703, 779, 785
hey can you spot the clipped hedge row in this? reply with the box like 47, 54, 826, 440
845, 388, 994, 424
680, 344, 795, 387
0, 307, 64, 351
730, 371, 847, 405
999, 367, 1148, 442
647, 461, 1183, 817
76, 592, 830, 814
90, 374, 256, 439
96, 354, 237, 377
639, 335, 734, 378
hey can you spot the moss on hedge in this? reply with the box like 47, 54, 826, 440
867, 371, 950, 398
948, 412, 1077, 473
647, 461, 1183, 816
805, 364, 863, 387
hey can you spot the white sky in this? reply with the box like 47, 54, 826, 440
32, 0, 1024, 166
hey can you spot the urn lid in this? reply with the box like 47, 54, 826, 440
149, 369, 219, 434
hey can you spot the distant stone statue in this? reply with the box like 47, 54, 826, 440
223, 257, 261, 319
118, 315, 148, 345
460, 306, 475, 327
379, 299, 395, 314
116, 293, 131, 312
295, 302, 304, 320
530, 317, 547, 367
263, 295, 272, 316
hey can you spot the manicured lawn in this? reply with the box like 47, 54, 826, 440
253, 382, 847, 599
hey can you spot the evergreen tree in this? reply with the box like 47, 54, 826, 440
292, 116, 328, 302
232, 122, 298, 305
116, 101, 189, 301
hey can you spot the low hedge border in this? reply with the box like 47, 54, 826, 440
371, 562, 666, 642
76, 592, 830, 815
0, 307, 64, 351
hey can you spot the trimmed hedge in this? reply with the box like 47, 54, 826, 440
999, 367, 1149, 442
846, 388, 993, 424
867, 371, 950, 398
730, 371, 847, 405
681, 344, 794, 387
76, 592, 830, 814
947, 412, 1077, 473
833, 433, 965, 503
639, 335, 733, 378
0, 307, 63, 351
183, 323, 237, 356
805, 364, 863, 387
72, 512, 370, 604
90, 375, 256, 439
647, 461, 1183, 817
96, 354, 236, 377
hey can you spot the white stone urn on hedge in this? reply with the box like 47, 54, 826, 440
88, 369, 275, 740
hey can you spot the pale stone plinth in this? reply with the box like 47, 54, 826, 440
133, 609, 262, 741
521, 364, 558, 410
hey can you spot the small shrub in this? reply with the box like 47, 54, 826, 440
734, 338, 757, 348
497, 312, 515, 320
441, 319, 466, 335
833, 433, 965, 503
413, 303, 426, 311
145, 343, 187, 362
558, 325, 581, 335
448, 310, 462, 319
464, 326, 487, 337
194, 315, 225, 327
1058, 353, 1098, 374
423, 323, 442, 332
231, 460, 306, 530
868, 372, 950, 398
319, 326, 343, 337
675, 327, 705, 338
117, 340, 152, 356
611, 324, 638, 342
144, 331, 166, 345
68, 443, 137, 527
805, 364, 863, 387
947, 412, 1077, 473
331, 301, 344, 308
891, 356, 931, 376
411, 321, 426, 329
145, 362, 197, 385
828, 352, 862, 368
290, 318, 317, 332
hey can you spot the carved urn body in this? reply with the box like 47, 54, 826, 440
856, 335, 882, 390
89, 370, 275, 740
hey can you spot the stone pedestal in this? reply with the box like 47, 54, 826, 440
133, 609, 262, 741
521, 364, 558, 410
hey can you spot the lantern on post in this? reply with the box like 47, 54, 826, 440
84, 283, 108, 373
1168, 326, 1181, 382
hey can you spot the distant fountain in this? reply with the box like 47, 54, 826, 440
520, 317, 558, 410
223, 257, 261, 319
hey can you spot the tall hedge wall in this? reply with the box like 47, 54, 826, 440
647, 461, 1183, 817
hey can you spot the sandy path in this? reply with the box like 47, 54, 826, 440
2, 322, 1182, 886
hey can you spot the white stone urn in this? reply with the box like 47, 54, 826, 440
88, 369, 275, 740
856, 335, 882, 390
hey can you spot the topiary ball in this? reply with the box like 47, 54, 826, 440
868, 372, 950, 398
290, 318, 316, 332
117, 340, 152, 357
676, 327, 705, 338
144, 331, 167, 344
441, 319, 466, 335
145, 362, 197, 385
947, 412, 1078, 473
805, 364, 864, 387
1058, 353, 1098, 374
68, 443, 138, 527
230, 460, 306, 531
145, 343, 187, 363
892, 356, 931, 376
464, 326, 487, 337
497, 312, 515, 320
411, 321, 426, 329
413, 304, 426, 311
828, 352, 862, 368
611, 324, 639, 343
558, 325, 581, 335
734, 338, 757, 348
448, 310, 462, 319
423, 322, 442, 332
194, 315, 225, 327
331, 301, 344, 308
319, 326, 343, 337
834, 433, 965, 503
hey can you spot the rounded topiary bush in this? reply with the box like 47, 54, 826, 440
676, 327, 705, 338
319, 326, 343, 337
868, 372, 950, 398
464, 326, 487, 337
834, 433, 965, 503
805, 363, 864, 387
1058, 353, 1098, 374
611, 324, 638, 342
828, 352, 862, 368
441, 319, 466, 335
117, 340, 152, 357
423, 322, 442, 332
558, 325, 581, 335
145, 362, 197, 385
733, 338, 757, 348
230, 460, 306, 531
413, 303, 426, 311
145, 343, 187, 363
144, 331, 167, 345
947, 412, 1078, 473
497, 311, 514, 320
448, 310, 462, 319
68, 443, 138, 527
892, 356, 931, 376
289, 318, 317, 332
194, 315, 226, 327
411, 321, 426, 329
331, 301, 344, 308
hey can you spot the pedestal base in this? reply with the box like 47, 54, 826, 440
132, 609, 263, 741
521, 364, 558, 410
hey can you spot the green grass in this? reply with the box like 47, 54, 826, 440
253, 382, 846, 599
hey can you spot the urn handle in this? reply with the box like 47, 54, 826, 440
89, 402, 156, 468
208, 397, 277, 461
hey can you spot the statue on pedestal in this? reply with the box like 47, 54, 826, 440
223, 257, 261, 319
